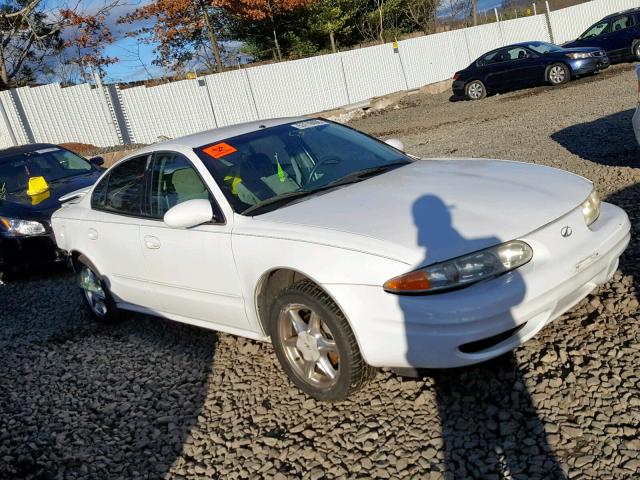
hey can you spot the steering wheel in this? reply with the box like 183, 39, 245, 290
305, 156, 342, 186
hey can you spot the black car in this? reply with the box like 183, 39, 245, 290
452, 41, 609, 100
563, 8, 640, 63
0, 144, 104, 280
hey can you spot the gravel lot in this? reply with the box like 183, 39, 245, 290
2, 64, 640, 480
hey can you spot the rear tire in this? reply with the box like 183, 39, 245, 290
77, 256, 120, 323
547, 63, 570, 86
465, 80, 486, 100
269, 281, 376, 401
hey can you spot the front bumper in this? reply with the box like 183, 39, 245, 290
568, 55, 610, 75
0, 234, 64, 273
327, 202, 630, 369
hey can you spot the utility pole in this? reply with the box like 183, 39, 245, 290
201, 1, 223, 73
472, 0, 478, 26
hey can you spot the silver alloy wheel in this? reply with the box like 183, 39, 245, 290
277, 303, 340, 388
80, 266, 108, 317
549, 65, 566, 84
468, 81, 483, 100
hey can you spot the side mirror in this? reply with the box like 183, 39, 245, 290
89, 156, 105, 167
164, 199, 213, 229
385, 138, 405, 151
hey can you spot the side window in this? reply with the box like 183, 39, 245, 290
611, 15, 633, 32
505, 47, 529, 61
91, 156, 148, 216
478, 50, 503, 66
148, 152, 212, 220
581, 21, 610, 38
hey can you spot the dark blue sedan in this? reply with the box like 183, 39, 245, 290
563, 8, 640, 63
452, 41, 609, 100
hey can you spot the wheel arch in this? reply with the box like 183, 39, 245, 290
254, 267, 350, 338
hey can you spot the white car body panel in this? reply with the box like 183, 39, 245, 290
51, 119, 631, 369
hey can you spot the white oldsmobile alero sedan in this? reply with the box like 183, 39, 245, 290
51, 117, 630, 401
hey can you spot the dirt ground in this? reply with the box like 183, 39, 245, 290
1, 64, 640, 480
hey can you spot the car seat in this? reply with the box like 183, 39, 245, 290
518, 50, 527, 59
240, 153, 276, 200
170, 167, 208, 206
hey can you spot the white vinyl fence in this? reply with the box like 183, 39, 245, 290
0, 0, 636, 148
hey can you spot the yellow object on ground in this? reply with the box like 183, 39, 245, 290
27, 176, 49, 196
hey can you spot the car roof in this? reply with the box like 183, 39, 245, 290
0, 143, 59, 162
604, 7, 640, 20
135, 116, 310, 154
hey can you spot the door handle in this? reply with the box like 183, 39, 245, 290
144, 235, 161, 249
88, 228, 98, 240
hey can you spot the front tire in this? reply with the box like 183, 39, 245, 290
465, 80, 486, 100
269, 281, 375, 401
78, 257, 120, 323
633, 41, 640, 61
547, 63, 570, 86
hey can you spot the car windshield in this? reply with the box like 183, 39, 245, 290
525, 42, 563, 54
0, 147, 94, 194
195, 119, 411, 215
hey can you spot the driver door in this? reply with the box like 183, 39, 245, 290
137, 151, 250, 331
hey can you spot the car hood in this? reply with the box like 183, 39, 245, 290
0, 172, 101, 221
560, 41, 603, 52
246, 159, 592, 267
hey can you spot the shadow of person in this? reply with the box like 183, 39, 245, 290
551, 109, 637, 166
399, 195, 566, 479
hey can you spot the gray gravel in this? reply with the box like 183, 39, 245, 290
2, 64, 640, 479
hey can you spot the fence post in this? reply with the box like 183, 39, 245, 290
545, 1, 555, 44
495, 8, 506, 46
338, 56, 352, 105
0, 97, 17, 146
8, 89, 34, 144
104, 84, 133, 145
243, 68, 260, 121
199, 77, 219, 128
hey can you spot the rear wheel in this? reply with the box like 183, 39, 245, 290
465, 80, 486, 100
634, 41, 640, 61
269, 281, 376, 401
78, 257, 120, 322
547, 63, 570, 86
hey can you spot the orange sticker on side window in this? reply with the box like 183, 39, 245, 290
203, 142, 238, 159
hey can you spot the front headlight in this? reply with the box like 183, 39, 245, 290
384, 240, 533, 294
566, 52, 594, 59
0, 217, 46, 236
582, 189, 601, 226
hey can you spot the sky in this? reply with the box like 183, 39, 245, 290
46, 0, 509, 84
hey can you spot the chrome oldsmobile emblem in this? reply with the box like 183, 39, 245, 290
561, 226, 573, 238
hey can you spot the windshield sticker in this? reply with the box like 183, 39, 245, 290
34, 147, 60, 154
203, 142, 238, 159
290, 119, 327, 130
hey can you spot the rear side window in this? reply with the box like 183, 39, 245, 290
148, 152, 214, 220
611, 15, 634, 32
91, 156, 148, 216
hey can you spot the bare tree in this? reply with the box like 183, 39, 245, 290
0, 0, 63, 89
406, 0, 439, 35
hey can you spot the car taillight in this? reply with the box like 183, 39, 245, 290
452, 72, 461, 81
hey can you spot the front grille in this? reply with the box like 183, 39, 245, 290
593, 51, 605, 57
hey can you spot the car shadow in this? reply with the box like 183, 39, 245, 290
0, 273, 216, 479
399, 195, 566, 478
551, 109, 638, 166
